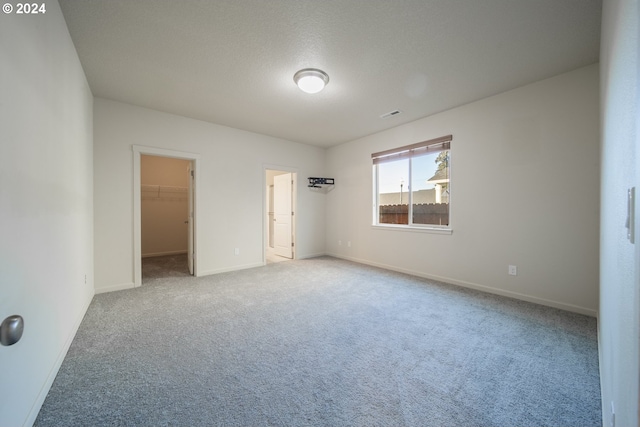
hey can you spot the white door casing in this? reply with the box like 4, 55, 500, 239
187, 163, 194, 275
133, 145, 200, 287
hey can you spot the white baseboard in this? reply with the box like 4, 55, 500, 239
596, 313, 605, 427
198, 262, 264, 277
327, 252, 597, 317
297, 252, 327, 260
142, 250, 187, 258
95, 282, 136, 294
24, 289, 94, 427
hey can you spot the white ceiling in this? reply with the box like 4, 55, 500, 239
58, 0, 602, 148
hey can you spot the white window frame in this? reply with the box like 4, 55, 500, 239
372, 135, 453, 234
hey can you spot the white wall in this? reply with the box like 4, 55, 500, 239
599, 0, 639, 425
0, 2, 94, 426
326, 64, 600, 315
94, 98, 326, 292
141, 155, 191, 257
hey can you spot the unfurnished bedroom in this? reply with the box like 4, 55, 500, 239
2, 0, 637, 426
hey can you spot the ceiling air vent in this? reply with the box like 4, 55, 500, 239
380, 109, 402, 119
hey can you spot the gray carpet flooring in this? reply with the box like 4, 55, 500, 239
35, 257, 601, 427
142, 254, 190, 281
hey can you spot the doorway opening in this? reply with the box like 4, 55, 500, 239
265, 169, 296, 264
133, 145, 200, 287
140, 155, 193, 281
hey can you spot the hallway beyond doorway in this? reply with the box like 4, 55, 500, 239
265, 169, 296, 264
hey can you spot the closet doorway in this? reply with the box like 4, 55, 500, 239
133, 145, 200, 287
141, 155, 193, 280
265, 169, 296, 264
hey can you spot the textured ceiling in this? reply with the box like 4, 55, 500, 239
58, 0, 602, 147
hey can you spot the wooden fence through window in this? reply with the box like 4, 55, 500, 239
379, 203, 449, 226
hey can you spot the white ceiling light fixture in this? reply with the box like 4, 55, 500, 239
293, 68, 329, 94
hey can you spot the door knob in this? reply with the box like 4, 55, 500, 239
0, 315, 24, 346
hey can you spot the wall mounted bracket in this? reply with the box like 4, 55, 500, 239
308, 177, 335, 188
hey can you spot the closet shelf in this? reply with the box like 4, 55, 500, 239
141, 185, 188, 200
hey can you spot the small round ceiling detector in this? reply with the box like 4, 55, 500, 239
294, 68, 329, 94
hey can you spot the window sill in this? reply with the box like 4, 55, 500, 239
371, 224, 453, 235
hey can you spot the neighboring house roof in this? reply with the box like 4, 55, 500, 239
427, 167, 449, 183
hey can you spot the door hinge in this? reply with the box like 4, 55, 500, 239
291, 242, 294, 247
191, 170, 194, 177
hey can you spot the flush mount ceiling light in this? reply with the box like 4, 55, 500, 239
293, 68, 329, 94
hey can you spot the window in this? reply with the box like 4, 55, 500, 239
372, 135, 451, 229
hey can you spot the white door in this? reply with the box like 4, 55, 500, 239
274, 173, 293, 258
268, 185, 275, 248
187, 164, 194, 275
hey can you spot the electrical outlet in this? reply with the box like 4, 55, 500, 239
84, 274, 87, 284
347, 241, 351, 247
234, 248, 240, 255
338, 240, 342, 246
508, 265, 517, 276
